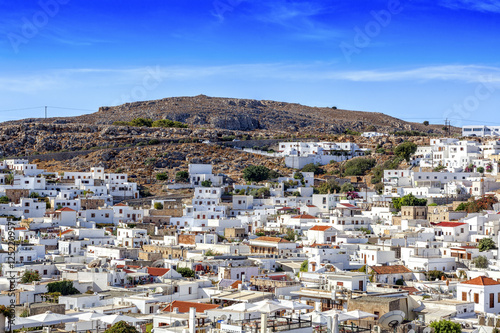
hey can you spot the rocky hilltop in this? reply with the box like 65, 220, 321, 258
10, 95, 447, 134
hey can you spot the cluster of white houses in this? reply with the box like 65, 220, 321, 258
2, 136, 500, 333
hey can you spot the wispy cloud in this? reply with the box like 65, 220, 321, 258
439, 0, 500, 13
1, 63, 500, 94
337, 65, 500, 83
247, 1, 343, 41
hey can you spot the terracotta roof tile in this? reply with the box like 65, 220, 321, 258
434, 222, 467, 227
291, 214, 316, 219
309, 225, 332, 231
57, 207, 76, 212
370, 265, 412, 275
60, 229, 74, 235
460, 276, 500, 286
147, 267, 170, 276
253, 236, 290, 243
162, 301, 221, 313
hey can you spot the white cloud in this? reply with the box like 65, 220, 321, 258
439, 0, 500, 13
1, 63, 499, 95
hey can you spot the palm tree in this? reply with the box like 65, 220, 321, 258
4, 173, 14, 185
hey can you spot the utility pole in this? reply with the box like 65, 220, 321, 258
45, 106, 47, 119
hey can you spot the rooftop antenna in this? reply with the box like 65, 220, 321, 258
45, 106, 47, 119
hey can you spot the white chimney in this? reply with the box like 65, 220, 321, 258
189, 307, 196, 333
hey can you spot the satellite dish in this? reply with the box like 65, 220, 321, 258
408, 330, 415, 333
220, 315, 228, 321
377, 311, 405, 329
423, 327, 432, 333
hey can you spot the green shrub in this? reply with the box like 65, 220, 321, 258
201, 180, 212, 187
176, 267, 195, 278
243, 165, 270, 182
394, 142, 418, 162
301, 163, 324, 174
175, 171, 189, 182
154, 202, 164, 210
156, 172, 168, 181
392, 193, 427, 210
343, 158, 376, 176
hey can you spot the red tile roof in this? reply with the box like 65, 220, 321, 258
337, 203, 360, 209
253, 236, 290, 243
230, 280, 242, 289
147, 267, 170, 276
461, 276, 500, 286
60, 229, 74, 235
14, 227, 28, 231
114, 203, 127, 206
434, 222, 467, 227
401, 286, 420, 295
162, 301, 221, 313
306, 205, 317, 208
291, 214, 316, 219
278, 207, 293, 211
370, 265, 412, 275
309, 225, 332, 231
57, 207, 76, 212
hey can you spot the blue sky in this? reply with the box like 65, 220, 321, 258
0, 0, 499, 126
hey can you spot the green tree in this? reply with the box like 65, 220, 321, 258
300, 260, 308, 272
314, 179, 341, 194
343, 158, 376, 176
175, 171, 189, 182
201, 180, 212, 187
47, 280, 80, 295
267, 170, 282, 179
283, 228, 299, 241
153, 202, 164, 210
426, 270, 445, 281
392, 193, 427, 211
242, 165, 270, 182
104, 321, 139, 333
473, 255, 488, 268
423, 121, 429, 126
340, 182, 355, 193
478, 238, 497, 252
152, 119, 188, 128
129, 118, 153, 127
20, 270, 41, 283
4, 173, 14, 185
156, 172, 168, 181
477, 166, 485, 173
249, 187, 270, 198
430, 320, 461, 333
0, 196, 9, 204
301, 163, 324, 174
394, 142, 418, 162
176, 267, 195, 278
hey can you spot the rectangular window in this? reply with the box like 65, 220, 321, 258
491, 293, 495, 308
474, 293, 479, 304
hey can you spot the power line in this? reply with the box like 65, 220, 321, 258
0, 106, 45, 113
46, 106, 96, 112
